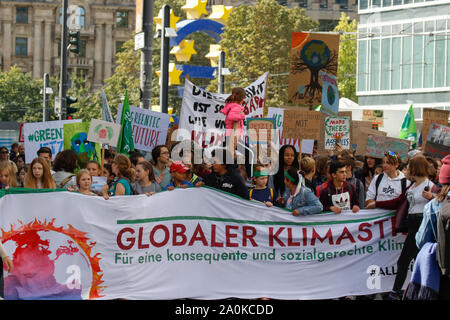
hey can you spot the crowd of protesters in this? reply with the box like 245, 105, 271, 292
0, 136, 449, 301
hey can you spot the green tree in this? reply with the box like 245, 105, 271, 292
66, 73, 102, 121
214, 0, 318, 108
333, 13, 358, 103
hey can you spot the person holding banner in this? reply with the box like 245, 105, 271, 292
102, 154, 134, 199
318, 161, 360, 214
133, 161, 162, 195
74, 169, 97, 196
248, 165, 274, 207
164, 161, 194, 191
272, 145, 299, 202
277, 167, 323, 216
24, 157, 56, 189
151, 145, 172, 189
0, 241, 13, 299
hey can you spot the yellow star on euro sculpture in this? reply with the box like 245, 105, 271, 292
205, 44, 221, 67
156, 63, 183, 86
154, 8, 180, 30
170, 40, 197, 62
181, 0, 208, 20
207, 5, 233, 24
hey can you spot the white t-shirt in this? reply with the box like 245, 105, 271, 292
406, 179, 435, 214
366, 171, 411, 202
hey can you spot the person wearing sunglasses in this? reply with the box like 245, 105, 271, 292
0, 146, 18, 174
365, 151, 410, 208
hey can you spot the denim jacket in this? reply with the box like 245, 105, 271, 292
416, 191, 450, 249
281, 186, 323, 216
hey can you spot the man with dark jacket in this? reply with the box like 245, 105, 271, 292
204, 148, 248, 199
318, 161, 360, 213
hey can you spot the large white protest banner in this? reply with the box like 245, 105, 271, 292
23, 119, 82, 163
116, 104, 171, 152
177, 73, 268, 148
0, 187, 409, 300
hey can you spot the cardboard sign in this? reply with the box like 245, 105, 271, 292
23, 119, 82, 164
246, 118, 276, 144
324, 116, 350, 150
320, 71, 339, 116
362, 110, 384, 127
116, 104, 171, 152
64, 122, 102, 168
288, 32, 339, 106
424, 123, 450, 159
365, 135, 410, 161
282, 109, 322, 140
87, 119, 121, 147
422, 108, 449, 149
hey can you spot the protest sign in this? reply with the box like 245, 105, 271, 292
23, 119, 81, 163
64, 122, 102, 168
320, 71, 339, 116
177, 73, 268, 148
421, 108, 449, 150
246, 118, 275, 144
87, 119, 121, 147
366, 135, 410, 161
0, 187, 408, 300
69, 176, 107, 195
288, 32, 339, 107
351, 121, 385, 156
282, 108, 322, 140
363, 110, 384, 127
324, 116, 350, 150
424, 123, 450, 159
116, 104, 171, 153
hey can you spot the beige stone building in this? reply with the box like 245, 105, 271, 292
0, 0, 136, 89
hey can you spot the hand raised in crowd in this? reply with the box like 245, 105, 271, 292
352, 205, 360, 213
3, 256, 13, 273
422, 189, 434, 200
101, 184, 110, 200
330, 206, 342, 214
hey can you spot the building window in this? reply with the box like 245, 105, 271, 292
320, 0, 328, 8
15, 37, 28, 56
296, 0, 308, 8
359, 0, 368, 9
60, 6, 85, 27
79, 39, 87, 57
116, 11, 128, 28
116, 41, 126, 54
336, 0, 348, 9
16, 7, 28, 24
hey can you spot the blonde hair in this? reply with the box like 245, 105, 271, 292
300, 157, 315, 175
24, 157, 56, 189
76, 169, 92, 188
0, 161, 17, 188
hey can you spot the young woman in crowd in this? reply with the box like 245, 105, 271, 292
314, 155, 330, 186
355, 156, 382, 192
133, 161, 162, 195
24, 157, 56, 189
151, 145, 172, 189
299, 156, 319, 194
86, 161, 101, 177
272, 144, 299, 200
75, 169, 97, 196
14, 154, 25, 171
102, 163, 115, 189
0, 161, 16, 189
277, 167, 323, 216
415, 154, 450, 299
370, 155, 435, 300
102, 154, 133, 199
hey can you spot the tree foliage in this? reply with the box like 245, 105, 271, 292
333, 13, 358, 103
214, 0, 318, 108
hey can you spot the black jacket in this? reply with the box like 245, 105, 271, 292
204, 169, 249, 199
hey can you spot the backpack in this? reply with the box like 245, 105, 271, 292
58, 174, 76, 188
375, 173, 407, 201
437, 196, 450, 276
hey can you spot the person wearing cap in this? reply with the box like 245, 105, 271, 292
248, 165, 274, 207
164, 161, 194, 191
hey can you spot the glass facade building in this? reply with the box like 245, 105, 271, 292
357, 1, 450, 117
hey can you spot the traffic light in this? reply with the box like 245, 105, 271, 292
66, 96, 78, 119
69, 31, 80, 55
